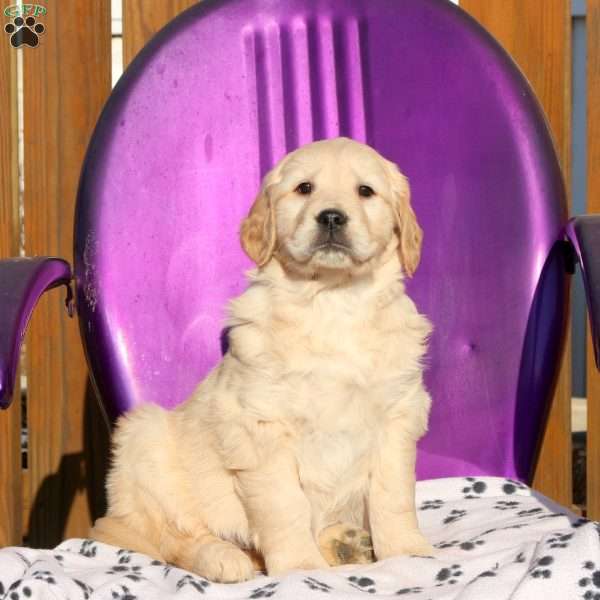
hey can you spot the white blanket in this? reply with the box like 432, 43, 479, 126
1, 477, 598, 599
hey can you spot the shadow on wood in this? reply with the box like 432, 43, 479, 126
25, 380, 111, 548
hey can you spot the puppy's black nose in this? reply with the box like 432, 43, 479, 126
316, 209, 348, 230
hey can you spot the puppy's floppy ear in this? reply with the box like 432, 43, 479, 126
385, 160, 423, 277
240, 168, 279, 266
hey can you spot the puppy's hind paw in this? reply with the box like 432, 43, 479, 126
318, 523, 375, 566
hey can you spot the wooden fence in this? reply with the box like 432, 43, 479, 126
0, 0, 597, 547
587, 0, 600, 520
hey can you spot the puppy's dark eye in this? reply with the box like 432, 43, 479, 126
358, 185, 375, 198
295, 182, 313, 195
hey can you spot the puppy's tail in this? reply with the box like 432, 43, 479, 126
90, 516, 163, 562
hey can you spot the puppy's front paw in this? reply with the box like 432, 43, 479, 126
375, 531, 434, 560
193, 542, 255, 582
318, 523, 374, 566
266, 550, 328, 576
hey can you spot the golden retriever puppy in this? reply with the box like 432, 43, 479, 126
91, 137, 433, 582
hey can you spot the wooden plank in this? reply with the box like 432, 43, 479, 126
0, 26, 22, 547
23, 1, 111, 547
123, 0, 198, 67
586, 0, 600, 520
587, 334, 600, 519
460, 0, 572, 506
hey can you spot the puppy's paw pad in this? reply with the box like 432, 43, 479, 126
318, 523, 374, 566
4, 15, 44, 48
193, 543, 255, 583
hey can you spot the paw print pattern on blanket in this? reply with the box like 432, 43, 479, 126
116, 549, 133, 563
467, 563, 501, 584
457, 539, 486, 551
502, 479, 528, 495
110, 584, 137, 600
537, 512, 568, 522
547, 532, 574, 549
0, 477, 598, 599
3, 570, 59, 600
434, 564, 463, 586
475, 570, 497, 578
106, 550, 145, 581
78, 540, 98, 558
529, 555, 554, 579
579, 561, 600, 600
74, 579, 94, 600
348, 576, 377, 593
31, 571, 56, 585
303, 577, 332, 593
396, 586, 423, 595
148, 559, 176, 580
494, 500, 521, 510
249, 582, 278, 598
436, 538, 485, 551
516, 507, 544, 518
462, 477, 487, 499
2, 581, 34, 599
176, 574, 211, 593
443, 509, 467, 525
515, 552, 527, 563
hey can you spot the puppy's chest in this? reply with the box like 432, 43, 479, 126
271, 310, 395, 386
267, 315, 404, 465
272, 316, 415, 409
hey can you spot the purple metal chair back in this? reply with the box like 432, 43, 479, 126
75, 0, 567, 483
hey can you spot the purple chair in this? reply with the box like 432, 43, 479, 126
1, 0, 599, 486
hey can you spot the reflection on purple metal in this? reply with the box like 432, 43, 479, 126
0, 257, 72, 408
566, 216, 600, 368
74, 0, 567, 481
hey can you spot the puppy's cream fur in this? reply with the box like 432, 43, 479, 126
92, 138, 433, 582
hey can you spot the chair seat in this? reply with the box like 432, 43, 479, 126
0, 477, 596, 598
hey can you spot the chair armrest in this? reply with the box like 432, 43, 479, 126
0, 257, 72, 408
566, 216, 600, 370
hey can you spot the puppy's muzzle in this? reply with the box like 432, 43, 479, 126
316, 209, 348, 232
